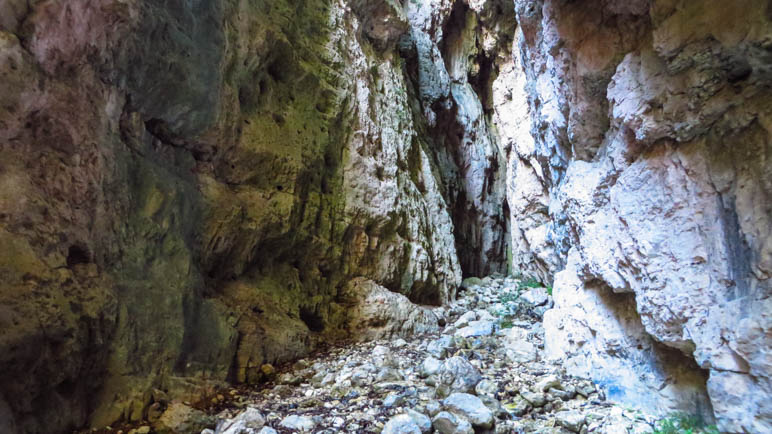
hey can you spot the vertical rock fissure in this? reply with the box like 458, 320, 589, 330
404, 0, 513, 278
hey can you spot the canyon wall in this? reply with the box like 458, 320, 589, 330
0, 0, 455, 431
1, 0, 771, 432
502, 0, 772, 431
0, 0, 515, 431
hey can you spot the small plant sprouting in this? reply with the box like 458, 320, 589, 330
517, 277, 542, 291
652, 413, 719, 434
499, 292, 519, 304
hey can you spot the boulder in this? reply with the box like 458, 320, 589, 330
436, 357, 482, 397
382, 414, 422, 434
344, 279, 441, 341
216, 407, 265, 434
454, 320, 496, 338
555, 411, 586, 433
419, 356, 442, 378
405, 409, 432, 433
442, 393, 495, 429
521, 287, 549, 306
431, 411, 474, 434
278, 415, 316, 432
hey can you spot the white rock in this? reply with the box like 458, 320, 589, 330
419, 356, 442, 378
474, 379, 498, 397
555, 411, 585, 433
431, 411, 474, 434
343, 279, 442, 341
406, 409, 432, 433
454, 320, 495, 338
535, 375, 561, 392
436, 356, 482, 397
382, 414, 422, 434
520, 390, 546, 407
521, 287, 549, 306
502, 327, 537, 364
454, 311, 478, 328
217, 407, 265, 434
442, 393, 494, 428
278, 415, 315, 432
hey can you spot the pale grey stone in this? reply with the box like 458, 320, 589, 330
382, 414, 422, 434
442, 393, 494, 428
556, 411, 585, 433
431, 411, 474, 434
278, 415, 315, 432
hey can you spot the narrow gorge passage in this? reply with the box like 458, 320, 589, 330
158, 277, 655, 434
0, 1, 770, 434
175, 278, 658, 434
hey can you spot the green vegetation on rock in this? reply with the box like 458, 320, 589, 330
653, 414, 719, 434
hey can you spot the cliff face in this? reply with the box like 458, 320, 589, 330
0, 0, 770, 432
0, 0, 468, 431
504, 0, 772, 431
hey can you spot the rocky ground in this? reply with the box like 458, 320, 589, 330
117, 277, 660, 434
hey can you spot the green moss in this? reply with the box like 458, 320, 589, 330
0, 229, 50, 282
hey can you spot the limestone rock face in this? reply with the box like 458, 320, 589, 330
342, 278, 441, 341
349, 0, 409, 50
403, 0, 514, 277
0, 0, 465, 431
506, 0, 772, 430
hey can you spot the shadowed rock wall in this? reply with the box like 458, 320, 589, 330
402, 0, 514, 278
0, 0, 465, 431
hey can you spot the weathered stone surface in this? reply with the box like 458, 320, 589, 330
521, 287, 549, 306
555, 410, 585, 433
216, 407, 265, 434
502, 327, 537, 364
153, 403, 215, 434
436, 356, 483, 397
0, 0, 464, 431
508, 0, 772, 430
382, 414, 422, 434
403, 0, 514, 277
519, 390, 546, 408
405, 408, 432, 433
442, 393, 494, 429
431, 411, 474, 434
419, 356, 442, 378
342, 278, 441, 341
349, 0, 408, 50
278, 414, 316, 432
454, 320, 496, 338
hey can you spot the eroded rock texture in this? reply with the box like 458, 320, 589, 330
1, 0, 770, 432
403, 0, 513, 278
0, 0, 471, 431
504, 0, 772, 431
